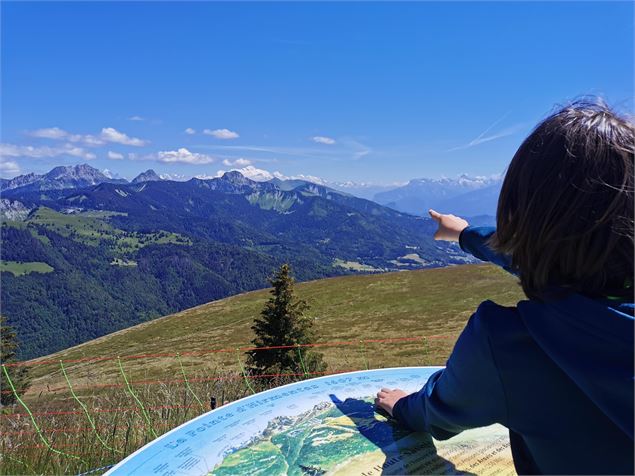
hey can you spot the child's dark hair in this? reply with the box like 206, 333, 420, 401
490, 98, 634, 300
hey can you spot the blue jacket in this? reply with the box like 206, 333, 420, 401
393, 226, 634, 475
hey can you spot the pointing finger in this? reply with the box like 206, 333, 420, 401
428, 209, 442, 222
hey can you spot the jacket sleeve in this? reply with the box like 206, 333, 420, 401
392, 303, 509, 439
459, 226, 516, 275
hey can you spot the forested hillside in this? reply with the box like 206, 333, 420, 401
1, 171, 476, 359
2, 222, 321, 358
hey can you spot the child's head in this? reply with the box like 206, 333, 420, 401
491, 98, 634, 300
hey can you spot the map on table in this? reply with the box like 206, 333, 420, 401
106, 367, 515, 475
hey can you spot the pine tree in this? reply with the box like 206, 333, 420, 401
1, 316, 30, 406
246, 264, 326, 378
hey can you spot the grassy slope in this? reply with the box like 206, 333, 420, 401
24, 207, 191, 252
25, 264, 525, 400
0, 261, 54, 276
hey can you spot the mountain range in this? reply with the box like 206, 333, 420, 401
1, 164, 502, 217
1, 164, 480, 359
1, 164, 150, 192
373, 174, 502, 217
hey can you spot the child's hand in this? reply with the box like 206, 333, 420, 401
428, 209, 469, 242
375, 388, 409, 417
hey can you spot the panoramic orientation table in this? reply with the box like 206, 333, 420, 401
106, 367, 515, 475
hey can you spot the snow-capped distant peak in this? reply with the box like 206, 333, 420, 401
333, 180, 408, 189
410, 173, 502, 188
159, 173, 190, 182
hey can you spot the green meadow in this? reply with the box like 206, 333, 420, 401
0, 261, 54, 276
22, 207, 191, 254
23, 264, 524, 400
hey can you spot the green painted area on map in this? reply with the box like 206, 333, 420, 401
211, 397, 416, 476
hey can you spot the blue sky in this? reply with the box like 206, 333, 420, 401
1, 1, 632, 184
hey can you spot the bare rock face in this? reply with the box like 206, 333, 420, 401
1, 164, 128, 192
0, 199, 31, 221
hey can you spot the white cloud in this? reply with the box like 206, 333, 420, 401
185, 128, 196, 135
29, 127, 69, 139
0, 143, 96, 160
203, 128, 240, 140
75, 134, 105, 146
27, 126, 148, 147
29, 127, 104, 146
100, 127, 148, 146
150, 148, 216, 165
311, 136, 336, 145
222, 158, 252, 167
0, 159, 20, 177
128, 115, 145, 121
107, 151, 124, 160
446, 112, 526, 152
203, 138, 371, 161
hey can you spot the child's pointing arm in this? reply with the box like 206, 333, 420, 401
429, 209, 515, 275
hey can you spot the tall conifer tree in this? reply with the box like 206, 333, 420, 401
247, 264, 326, 377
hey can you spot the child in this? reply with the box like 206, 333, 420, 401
375, 99, 634, 475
